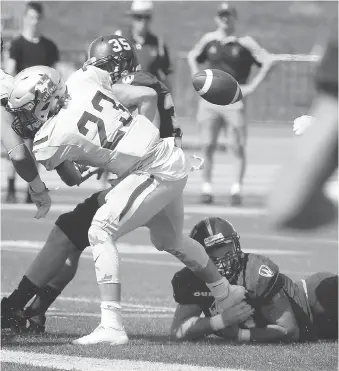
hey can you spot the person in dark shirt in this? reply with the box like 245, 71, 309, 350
115, 1, 173, 91
188, 2, 274, 206
268, 23, 338, 230
4, 1, 59, 204
170, 217, 338, 342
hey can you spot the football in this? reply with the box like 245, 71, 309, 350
192, 69, 242, 106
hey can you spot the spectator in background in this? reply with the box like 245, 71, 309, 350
268, 23, 338, 230
4, 1, 59, 203
115, 0, 173, 91
188, 2, 274, 206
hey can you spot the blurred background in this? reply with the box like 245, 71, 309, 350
0, 1, 337, 207
1, 0, 337, 122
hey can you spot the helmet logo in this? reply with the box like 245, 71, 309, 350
121, 75, 135, 84
259, 265, 274, 278
33, 74, 57, 102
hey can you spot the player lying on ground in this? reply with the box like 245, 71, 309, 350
0, 36, 51, 218
1, 63, 182, 334
170, 217, 338, 342
2, 34, 245, 345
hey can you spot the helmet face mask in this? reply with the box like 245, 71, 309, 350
85, 35, 140, 83
7, 67, 68, 139
190, 217, 244, 282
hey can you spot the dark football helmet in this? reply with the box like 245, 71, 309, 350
85, 35, 140, 83
190, 217, 244, 281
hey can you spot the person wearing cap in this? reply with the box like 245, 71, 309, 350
188, 2, 274, 206
115, 1, 173, 91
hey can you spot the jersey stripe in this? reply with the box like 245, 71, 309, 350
118, 175, 155, 222
197, 69, 214, 95
34, 135, 49, 146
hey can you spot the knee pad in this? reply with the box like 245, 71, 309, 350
88, 225, 120, 285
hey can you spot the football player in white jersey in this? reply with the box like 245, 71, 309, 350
6, 35, 245, 345
0, 37, 51, 218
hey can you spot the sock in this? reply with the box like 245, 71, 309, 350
26, 285, 61, 317
7, 178, 15, 195
206, 277, 229, 301
230, 183, 241, 195
7, 276, 39, 310
100, 301, 123, 329
202, 182, 212, 194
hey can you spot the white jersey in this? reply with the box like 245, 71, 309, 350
33, 66, 160, 177
0, 69, 14, 100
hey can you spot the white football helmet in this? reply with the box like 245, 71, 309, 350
7, 66, 68, 139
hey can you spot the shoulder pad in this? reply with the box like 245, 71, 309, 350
244, 254, 282, 304
171, 267, 213, 305
67, 66, 111, 92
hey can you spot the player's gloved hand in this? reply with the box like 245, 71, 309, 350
293, 115, 315, 135
28, 184, 52, 219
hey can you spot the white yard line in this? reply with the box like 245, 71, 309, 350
1, 240, 318, 256
1, 202, 267, 216
1, 350, 253, 371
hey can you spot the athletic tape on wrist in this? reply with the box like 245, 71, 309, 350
238, 329, 251, 342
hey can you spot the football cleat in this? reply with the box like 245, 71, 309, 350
25, 314, 46, 334
73, 325, 129, 345
215, 285, 246, 313
1, 297, 28, 332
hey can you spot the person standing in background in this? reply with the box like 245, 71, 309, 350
188, 2, 274, 206
4, 1, 59, 203
115, 1, 173, 92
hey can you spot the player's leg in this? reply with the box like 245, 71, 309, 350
305, 272, 338, 339
74, 173, 178, 345
223, 103, 247, 206
1, 191, 102, 331
147, 195, 246, 308
198, 99, 223, 204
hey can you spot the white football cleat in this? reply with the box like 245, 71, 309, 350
72, 325, 129, 345
215, 284, 246, 313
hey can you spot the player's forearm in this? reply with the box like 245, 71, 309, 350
237, 325, 299, 343
138, 94, 158, 122
170, 316, 216, 340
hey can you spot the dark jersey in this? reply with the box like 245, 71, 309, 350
117, 71, 175, 138
191, 33, 268, 84
284, 272, 338, 340
172, 254, 282, 325
9, 35, 59, 74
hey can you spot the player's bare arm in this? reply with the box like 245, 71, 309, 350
111, 84, 157, 122
170, 302, 254, 341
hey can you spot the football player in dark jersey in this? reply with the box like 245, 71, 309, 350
268, 22, 338, 230
170, 217, 338, 342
